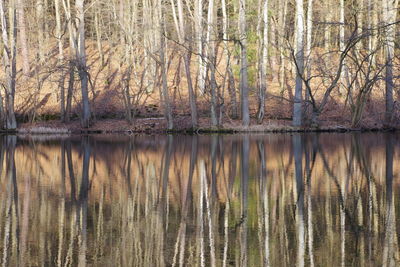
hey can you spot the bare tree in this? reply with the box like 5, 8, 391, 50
239, 0, 250, 127
17, 0, 30, 76
75, 0, 91, 127
0, 0, 18, 129
292, 0, 304, 127
256, 0, 268, 124
221, 0, 238, 119
382, 0, 399, 126
159, 0, 173, 130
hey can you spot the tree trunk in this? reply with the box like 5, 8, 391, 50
75, 0, 91, 128
383, 0, 398, 126
159, 1, 173, 130
239, 0, 250, 127
36, 0, 45, 62
222, 0, 238, 119
257, 0, 268, 124
195, 0, 206, 95
65, 62, 74, 122
0, 0, 18, 129
55, 0, 65, 121
17, 0, 30, 76
278, 0, 288, 97
207, 0, 218, 127
293, 0, 304, 127
184, 51, 198, 128
305, 0, 313, 104
339, 0, 347, 95
324, 2, 331, 51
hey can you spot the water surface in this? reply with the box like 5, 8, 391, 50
0, 133, 399, 266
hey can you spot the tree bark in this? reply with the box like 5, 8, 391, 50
159, 1, 173, 130
207, 0, 218, 127
383, 0, 398, 126
239, 0, 250, 127
293, 0, 304, 127
55, 0, 65, 121
75, 0, 91, 128
17, 0, 30, 76
0, 0, 18, 129
257, 0, 268, 124
305, 0, 313, 104
195, 0, 206, 95
36, 0, 45, 62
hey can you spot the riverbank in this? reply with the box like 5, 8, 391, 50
13, 117, 399, 134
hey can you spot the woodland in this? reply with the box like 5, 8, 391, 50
0, 0, 399, 131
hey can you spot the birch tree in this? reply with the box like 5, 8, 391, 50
239, 0, 250, 127
221, 0, 238, 119
383, 0, 399, 125
55, 0, 65, 121
339, 0, 347, 95
305, 0, 313, 104
207, 0, 218, 126
36, 0, 45, 62
256, 0, 268, 124
0, 0, 18, 129
159, 0, 173, 129
17, 0, 30, 76
293, 0, 304, 127
195, 0, 206, 95
75, 0, 91, 127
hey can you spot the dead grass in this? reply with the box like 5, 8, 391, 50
18, 126, 71, 134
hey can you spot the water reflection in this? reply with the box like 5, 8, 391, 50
0, 133, 399, 266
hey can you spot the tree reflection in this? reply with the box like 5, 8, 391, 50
0, 133, 399, 266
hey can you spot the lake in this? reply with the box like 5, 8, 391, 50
0, 133, 398, 266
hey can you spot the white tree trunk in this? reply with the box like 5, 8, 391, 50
17, 0, 30, 76
158, 0, 173, 130
0, 0, 17, 129
256, 0, 268, 123
293, 0, 304, 127
239, 0, 250, 126
207, 0, 218, 126
222, 0, 238, 118
75, 0, 91, 127
383, 0, 399, 125
305, 0, 313, 103
36, 0, 45, 62
55, 0, 65, 121
339, 0, 347, 95
195, 0, 206, 95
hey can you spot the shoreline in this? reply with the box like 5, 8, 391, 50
3, 117, 398, 135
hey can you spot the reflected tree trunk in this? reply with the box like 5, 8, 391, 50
2, 136, 17, 267
78, 137, 91, 267
293, 134, 304, 267
57, 142, 66, 267
240, 135, 249, 266
257, 140, 270, 265
66, 140, 77, 201
382, 134, 395, 267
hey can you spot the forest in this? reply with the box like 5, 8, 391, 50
0, 0, 399, 131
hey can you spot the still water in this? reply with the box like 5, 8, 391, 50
0, 133, 399, 266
